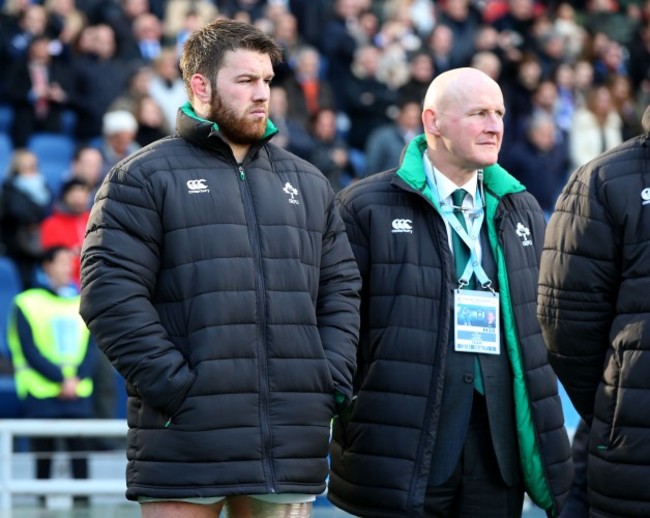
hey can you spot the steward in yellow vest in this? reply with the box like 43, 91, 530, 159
7, 246, 96, 419
6, 246, 97, 503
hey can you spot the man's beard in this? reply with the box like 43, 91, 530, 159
208, 90, 267, 145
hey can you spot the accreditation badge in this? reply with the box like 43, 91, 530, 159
453, 289, 500, 355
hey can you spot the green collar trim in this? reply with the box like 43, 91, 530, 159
395, 134, 526, 198
180, 101, 278, 139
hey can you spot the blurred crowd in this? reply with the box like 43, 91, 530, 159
0, 0, 649, 289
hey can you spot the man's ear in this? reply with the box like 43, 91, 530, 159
190, 73, 211, 104
422, 109, 440, 135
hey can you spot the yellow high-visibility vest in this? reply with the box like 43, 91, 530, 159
7, 289, 92, 400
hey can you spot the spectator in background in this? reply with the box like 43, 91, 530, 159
98, 109, 140, 179
397, 50, 434, 105
363, 98, 422, 177
43, 0, 87, 49
493, 0, 540, 52
308, 107, 356, 192
167, 7, 205, 59
6, 245, 96, 508
286, 0, 330, 49
0, 149, 52, 289
502, 54, 543, 146
470, 50, 502, 82
63, 145, 103, 204
216, 0, 267, 22
499, 112, 569, 216
162, 0, 218, 48
424, 24, 456, 75
72, 23, 132, 143
281, 45, 336, 129
592, 37, 629, 86
133, 94, 170, 146
573, 58, 595, 108
108, 64, 153, 116
1, 4, 50, 64
268, 84, 314, 160
40, 177, 91, 288
341, 44, 397, 153
628, 21, 650, 93
0, 0, 32, 39
526, 79, 566, 142
269, 9, 303, 84
373, 3, 422, 56
436, 0, 483, 68
581, 0, 638, 47
123, 12, 164, 65
104, 0, 149, 60
148, 47, 187, 131
320, 0, 364, 110
553, 62, 578, 135
569, 84, 623, 169
5, 35, 73, 147
534, 29, 566, 80
608, 73, 644, 140
552, 2, 587, 63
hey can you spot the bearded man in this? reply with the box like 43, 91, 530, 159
79, 19, 361, 518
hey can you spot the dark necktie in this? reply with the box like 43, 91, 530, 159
450, 188, 484, 394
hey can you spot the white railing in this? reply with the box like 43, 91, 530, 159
0, 419, 127, 510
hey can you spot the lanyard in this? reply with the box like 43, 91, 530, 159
426, 171, 494, 291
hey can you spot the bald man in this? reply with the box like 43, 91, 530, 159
327, 68, 573, 517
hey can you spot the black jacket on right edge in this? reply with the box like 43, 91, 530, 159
539, 133, 650, 517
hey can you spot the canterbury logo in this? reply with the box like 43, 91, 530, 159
391, 218, 413, 233
515, 222, 532, 246
187, 179, 209, 193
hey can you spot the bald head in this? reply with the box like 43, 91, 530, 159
422, 67, 505, 185
423, 67, 503, 114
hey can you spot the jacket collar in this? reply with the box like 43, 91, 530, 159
175, 102, 279, 155
395, 134, 526, 202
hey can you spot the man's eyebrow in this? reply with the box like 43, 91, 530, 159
234, 71, 275, 80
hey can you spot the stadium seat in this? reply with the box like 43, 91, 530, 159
0, 104, 14, 135
0, 132, 13, 181
0, 256, 22, 418
27, 132, 75, 198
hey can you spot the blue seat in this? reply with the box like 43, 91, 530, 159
0, 132, 13, 182
0, 256, 22, 356
27, 132, 76, 198
0, 104, 14, 135
0, 256, 22, 418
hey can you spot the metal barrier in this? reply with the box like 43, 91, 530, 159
0, 419, 127, 510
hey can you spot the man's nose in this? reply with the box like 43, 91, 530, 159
253, 80, 270, 101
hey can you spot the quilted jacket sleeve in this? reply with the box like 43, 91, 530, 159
317, 195, 362, 402
538, 163, 619, 421
79, 161, 195, 418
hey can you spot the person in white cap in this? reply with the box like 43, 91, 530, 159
99, 109, 140, 179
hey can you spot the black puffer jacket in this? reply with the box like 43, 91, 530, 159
329, 135, 573, 517
80, 105, 361, 500
539, 133, 650, 517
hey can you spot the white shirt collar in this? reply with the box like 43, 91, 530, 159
423, 151, 479, 207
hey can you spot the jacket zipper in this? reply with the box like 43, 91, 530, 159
238, 164, 276, 493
